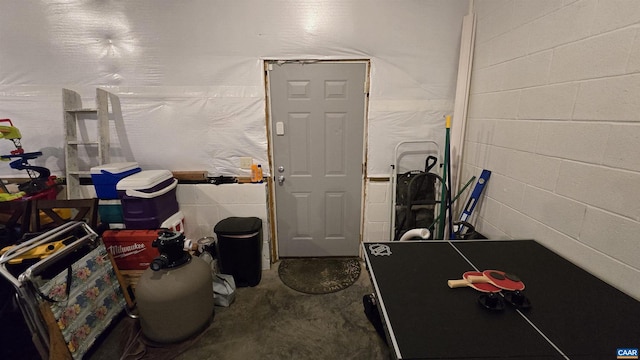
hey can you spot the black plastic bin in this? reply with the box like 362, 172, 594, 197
214, 217, 263, 287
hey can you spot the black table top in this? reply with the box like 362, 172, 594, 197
363, 240, 640, 360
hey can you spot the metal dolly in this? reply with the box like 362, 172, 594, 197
389, 140, 443, 240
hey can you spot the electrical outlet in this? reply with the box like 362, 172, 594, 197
240, 157, 253, 169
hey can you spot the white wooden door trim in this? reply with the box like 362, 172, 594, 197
264, 59, 370, 260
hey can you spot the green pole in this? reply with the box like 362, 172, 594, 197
437, 116, 451, 239
428, 175, 476, 231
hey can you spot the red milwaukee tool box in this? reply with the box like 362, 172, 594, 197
102, 229, 160, 270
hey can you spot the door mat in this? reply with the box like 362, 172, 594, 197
278, 257, 361, 294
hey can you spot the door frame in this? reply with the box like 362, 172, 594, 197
263, 59, 371, 261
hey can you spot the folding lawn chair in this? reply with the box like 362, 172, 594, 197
0, 221, 130, 360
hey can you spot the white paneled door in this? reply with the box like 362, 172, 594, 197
268, 61, 367, 257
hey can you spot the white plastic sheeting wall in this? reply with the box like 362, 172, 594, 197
0, 0, 468, 178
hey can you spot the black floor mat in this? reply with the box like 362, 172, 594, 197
278, 257, 361, 294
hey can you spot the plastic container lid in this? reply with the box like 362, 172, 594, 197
214, 217, 262, 235
91, 162, 140, 175
98, 199, 122, 205
116, 169, 173, 190
161, 211, 184, 228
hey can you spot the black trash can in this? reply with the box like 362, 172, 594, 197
214, 217, 263, 287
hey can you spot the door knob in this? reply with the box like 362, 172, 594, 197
278, 175, 285, 185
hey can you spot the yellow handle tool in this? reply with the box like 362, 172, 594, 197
0, 236, 73, 264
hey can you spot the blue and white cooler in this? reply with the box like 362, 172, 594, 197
91, 162, 141, 199
116, 170, 179, 229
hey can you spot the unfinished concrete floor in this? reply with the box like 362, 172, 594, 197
89, 260, 390, 360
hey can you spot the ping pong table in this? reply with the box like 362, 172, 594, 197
363, 239, 640, 359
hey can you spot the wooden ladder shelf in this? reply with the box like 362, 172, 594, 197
62, 88, 114, 199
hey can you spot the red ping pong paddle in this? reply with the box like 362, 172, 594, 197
466, 270, 525, 291
447, 271, 502, 293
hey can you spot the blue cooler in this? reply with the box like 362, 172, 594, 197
91, 162, 141, 199
116, 170, 179, 229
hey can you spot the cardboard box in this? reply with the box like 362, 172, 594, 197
171, 171, 207, 182
120, 270, 145, 292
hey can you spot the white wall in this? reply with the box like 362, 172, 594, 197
464, 0, 640, 300
0, 0, 469, 178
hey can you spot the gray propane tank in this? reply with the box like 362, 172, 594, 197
135, 230, 214, 343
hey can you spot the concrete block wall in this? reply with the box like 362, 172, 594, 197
466, 0, 640, 299
176, 183, 271, 270
363, 180, 393, 243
